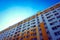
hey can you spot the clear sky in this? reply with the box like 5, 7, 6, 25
0, 0, 60, 31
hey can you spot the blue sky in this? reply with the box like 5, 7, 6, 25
0, 0, 60, 31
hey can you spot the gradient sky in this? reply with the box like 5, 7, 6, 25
0, 0, 60, 31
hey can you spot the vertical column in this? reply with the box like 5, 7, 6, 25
40, 22, 48, 40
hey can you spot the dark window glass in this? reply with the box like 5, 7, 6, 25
54, 13, 59, 15
27, 28, 30, 30
59, 20, 60, 22
14, 35, 16, 37
40, 33, 42, 36
26, 35, 29, 38
20, 38, 23, 40
28, 24, 30, 26
57, 38, 60, 40
39, 28, 41, 31
54, 31, 60, 36
57, 25, 60, 27
27, 31, 29, 34
31, 38, 37, 40
31, 33, 37, 36
48, 18, 55, 22
22, 29, 26, 32
48, 37, 52, 40
46, 13, 50, 16
50, 21, 57, 25
32, 25, 36, 28
47, 31, 50, 34
47, 15, 53, 19
15, 32, 17, 34
45, 27, 48, 29
31, 22, 35, 24
17, 34, 19, 36
57, 15, 60, 19
53, 10, 57, 13
52, 27, 57, 30
52, 25, 60, 30
31, 29, 36, 32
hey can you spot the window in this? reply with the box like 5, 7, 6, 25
11, 34, 13, 36
53, 10, 57, 13
52, 25, 60, 30
39, 28, 41, 31
43, 19, 45, 22
27, 28, 30, 30
54, 31, 60, 36
52, 27, 57, 30
57, 15, 60, 19
31, 25, 36, 28
40, 33, 42, 36
22, 29, 25, 32
8, 36, 9, 37
31, 22, 36, 24
27, 24, 30, 26
44, 22, 46, 25
23, 29, 26, 31
20, 38, 23, 40
46, 13, 51, 16
17, 34, 20, 36
27, 31, 29, 34
15, 32, 17, 34
48, 37, 52, 40
31, 33, 37, 36
20, 25, 22, 27
23, 26, 25, 28
50, 21, 57, 25
59, 20, 60, 22
57, 25, 60, 27
26, 35, 29, 38
18, 30, 20, 33
31, 38, 37, 40
45, 27, 48, 29
57, 38, 60, 40
47, 15, 53, 19
47, 31, 50, 34
48, 18, 55, 22
54, 13, 59, 16
31, 29, 36, 32
14, 35, 16, 37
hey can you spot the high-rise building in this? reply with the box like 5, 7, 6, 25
0, 2, 60, 40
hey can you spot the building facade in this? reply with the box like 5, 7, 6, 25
0, 2, 60, 40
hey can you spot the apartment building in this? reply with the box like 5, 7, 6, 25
0, 2, 60, 40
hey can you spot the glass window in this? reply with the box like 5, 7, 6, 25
48, 18, 55, 22
46, 13, 51, 16
15, 32, 17, 34
31, 25, 36, 28
54, 31, 60, 36
57, 38, 60, 40
47, 15, 53, 19
52, 25, 60, 30
31, 38, 37, 40
57, 15, 60, 19
50, 21, 57, 25
54, 13, 59, 16
31, 33, 37, 36
52, 27, 57, 30
53, 10, 57, 13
